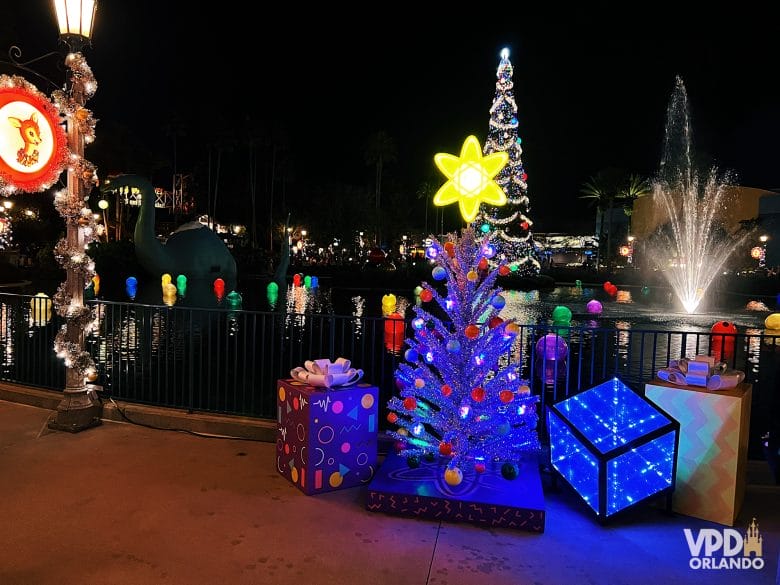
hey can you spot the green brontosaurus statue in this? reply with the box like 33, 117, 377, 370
103, 175, 237, 285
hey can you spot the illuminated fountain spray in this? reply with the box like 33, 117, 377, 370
648, 76, 748, 314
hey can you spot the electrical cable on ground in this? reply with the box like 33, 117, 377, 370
107, 397, 265, 442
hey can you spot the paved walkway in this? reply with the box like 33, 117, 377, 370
1, 400, 778, 585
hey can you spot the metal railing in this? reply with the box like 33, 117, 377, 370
2, 293, 778, 457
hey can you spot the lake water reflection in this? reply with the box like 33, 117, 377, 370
265, 282, 776, 335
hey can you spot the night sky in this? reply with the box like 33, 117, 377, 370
3, 2, 780, 233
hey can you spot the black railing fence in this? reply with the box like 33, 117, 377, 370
2, 293, 778, 457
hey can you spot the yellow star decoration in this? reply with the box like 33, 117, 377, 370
433, 135, 509, 223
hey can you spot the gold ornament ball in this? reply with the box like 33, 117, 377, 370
765, 313, 780, 330
86, 370, 98, 382
75, 108, 89, 121
466, 270, 478, 282
444, 467, 463, 486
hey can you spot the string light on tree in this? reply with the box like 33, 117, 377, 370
476, 47, 540, 275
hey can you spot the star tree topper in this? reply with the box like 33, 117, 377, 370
433, 135, 508, 223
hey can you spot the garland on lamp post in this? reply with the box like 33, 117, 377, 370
48, 48, 102, 431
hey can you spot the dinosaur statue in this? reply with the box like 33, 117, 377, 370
102, 175, 237, 287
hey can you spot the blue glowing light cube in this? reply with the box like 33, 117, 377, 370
547, 378, 679, 520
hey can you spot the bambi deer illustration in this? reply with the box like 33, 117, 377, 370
8, 112, 42, 167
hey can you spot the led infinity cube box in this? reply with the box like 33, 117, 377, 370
547, 378, 679, 520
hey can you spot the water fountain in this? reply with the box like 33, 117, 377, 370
646, 76, 751, 314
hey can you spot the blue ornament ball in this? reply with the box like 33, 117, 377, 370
404, 348, 418, 362
491, 294, 506, 310
432, 266, 447, 281
446, 339, 461, 353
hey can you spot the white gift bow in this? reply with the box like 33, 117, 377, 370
291, 358, 363, 388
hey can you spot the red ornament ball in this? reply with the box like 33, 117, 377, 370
478, 257, 488, 271
470, 387, 485, 402
387, 412, 398, 424
403, 397, 417, 411
420, 289, 433, 303
474, 462, 486, 474
464, 324, 480, 339
439, 442, 453, 456
522, 172, 528, 181
444, 242, 455, 257
488, 316, 503, 329
499, 390, 515, 403
498, 265, 510, 276
441, 384, 453, 397
395, 441, 406, 453
520, 221, 529, 231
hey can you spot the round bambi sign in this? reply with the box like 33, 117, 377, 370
0, 76, 67, 193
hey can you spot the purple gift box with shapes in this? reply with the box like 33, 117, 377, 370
276, 378, 379, 494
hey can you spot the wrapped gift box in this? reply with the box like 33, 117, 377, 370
547, 377, 680, 521
276, 379, 378, 494
644, 378, 751, 526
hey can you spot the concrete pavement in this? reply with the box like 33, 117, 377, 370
0, 399, 778, 585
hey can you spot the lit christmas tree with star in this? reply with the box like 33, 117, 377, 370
477, 48, 540, 275
385, 136, 541, 486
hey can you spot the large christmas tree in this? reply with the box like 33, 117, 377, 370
477, 48, 540, 276
386, 135, 540, 486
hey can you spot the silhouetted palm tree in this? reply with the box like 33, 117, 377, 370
416, 179, 439, 235
580, 168, 626, 270
618, 173, 652, 235
364, 131, 397, 244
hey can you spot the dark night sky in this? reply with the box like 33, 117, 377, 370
4, 2, 780, 233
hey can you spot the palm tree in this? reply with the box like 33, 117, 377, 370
208, 120, 236, 230
364, 131, 397, 245
415, 178, 439, 234
617, 173, 651, 235
580, 168, 626, 271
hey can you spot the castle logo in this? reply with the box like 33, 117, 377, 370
684, 517, 764, 570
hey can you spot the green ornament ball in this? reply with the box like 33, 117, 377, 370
551, 305, 572, 324
407, 455, 421, 468
501, 462, 519, 480
424, 452, 436, 462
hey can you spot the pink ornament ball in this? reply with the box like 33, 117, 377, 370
586, 299, 603, 315
535, 333, 568, 361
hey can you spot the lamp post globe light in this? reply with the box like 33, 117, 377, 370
48, 0, 102, 432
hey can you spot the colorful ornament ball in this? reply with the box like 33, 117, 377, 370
444, 467, 463, 486
501, 462, 519, 480
464, 324, 480, 339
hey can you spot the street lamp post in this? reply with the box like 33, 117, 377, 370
98, 197, 108, 241
48, 0, 102, 432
